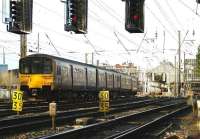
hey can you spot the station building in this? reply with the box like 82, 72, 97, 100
147, 60, 184, 96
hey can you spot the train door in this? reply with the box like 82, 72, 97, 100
56, 64, 62, 89
72, 65, 87, 90
86, 67, 96, 91
114, 73, 120, 91
61, 64, 72, 90
97, 69, 106, 90
106, 71, 114, 90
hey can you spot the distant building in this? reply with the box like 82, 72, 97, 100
115, 62, 137, 76
148, 60, 180, 83
0, 69, 19, 89
100, 62, 138, 77
0, 64, 8, 72
184, 59, 200, 82
147, 60, 183, 95
184, 59, 200, 92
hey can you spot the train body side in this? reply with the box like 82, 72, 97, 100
53, 59, 72, 91
121, 75, 132, 92
96, 69, 106, 90
113, 73, 121, 91
19, 54, 138, 99
86, 67, 96, 91
106, 71, 114, 90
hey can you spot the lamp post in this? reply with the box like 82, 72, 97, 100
178, 31, 181, 96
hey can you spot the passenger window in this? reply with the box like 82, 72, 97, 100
57, 66, 61, 75
65, 67, 68, 77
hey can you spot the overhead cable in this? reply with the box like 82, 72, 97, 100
44, 33, 61, 56
113, 31, 131, 55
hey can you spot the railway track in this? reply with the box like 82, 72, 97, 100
1, 97, 186, 138
0, 96, 151, 118
0, 100, 48, 109
40, 99, 189, 139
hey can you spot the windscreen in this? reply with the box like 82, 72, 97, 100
20, 57, 52, 74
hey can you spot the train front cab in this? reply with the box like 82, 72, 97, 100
19, 56, 54, 99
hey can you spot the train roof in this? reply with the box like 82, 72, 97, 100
21, 54, 134, 77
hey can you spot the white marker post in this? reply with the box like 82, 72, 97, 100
49, 102, 57, 130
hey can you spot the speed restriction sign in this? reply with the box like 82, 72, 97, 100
99, 91, 109, 101
99, 101, 109, 112
12, 90, 23, 112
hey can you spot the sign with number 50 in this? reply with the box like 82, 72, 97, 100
12, 90, 23, 112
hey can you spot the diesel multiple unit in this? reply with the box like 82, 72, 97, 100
19, 54, 138, 100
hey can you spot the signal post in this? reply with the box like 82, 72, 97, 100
2, 0, 33, 58
20, 34, 27, 58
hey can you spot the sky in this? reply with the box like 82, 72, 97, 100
0, 0, 200, 70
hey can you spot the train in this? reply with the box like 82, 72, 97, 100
19, 54, 138, 101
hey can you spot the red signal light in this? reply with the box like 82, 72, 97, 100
131, 15, 139, 20
72, 15, 77, 23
